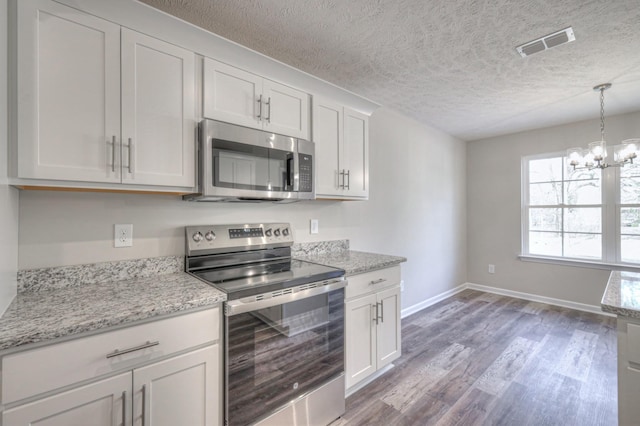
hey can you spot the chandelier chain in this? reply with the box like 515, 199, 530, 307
600, 87, 605, 141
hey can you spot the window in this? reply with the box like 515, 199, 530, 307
522, 151, 640, 266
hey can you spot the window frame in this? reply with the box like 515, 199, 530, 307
521, 150, 640, 271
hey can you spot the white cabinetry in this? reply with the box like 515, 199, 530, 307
15, 0, 195, 190
312, 97, 369, 199
1, 308, 221, 426
616, 317, 640, 425
203, 58, 310, 139
345, 266, 401, 390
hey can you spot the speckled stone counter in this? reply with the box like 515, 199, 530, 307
297, 250, 407, 276
602, 270, 640, 318
0, 257, 225, 352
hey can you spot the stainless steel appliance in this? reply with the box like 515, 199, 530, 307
184, 119, 315, 202
185, 223, 346, 426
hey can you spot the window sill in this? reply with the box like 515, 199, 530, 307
518, 254, 640, 273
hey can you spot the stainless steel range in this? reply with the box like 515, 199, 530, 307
185, 223, 347, 426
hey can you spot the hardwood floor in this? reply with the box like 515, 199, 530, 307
335, 289, 617, 426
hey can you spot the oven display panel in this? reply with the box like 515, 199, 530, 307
229, 227, 264, 239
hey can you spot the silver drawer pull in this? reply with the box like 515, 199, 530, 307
370, 278, 386, 285
106, 341, 159, 359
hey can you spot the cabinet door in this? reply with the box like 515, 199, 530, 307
133, 345, 219, 426
312, 97, 342, 196
343, 108, 369, 198
2, 372, 131, 426
202, 58, 262, 129
376, 286, 402, 369
121, 29, 195, 188
345, 294, 377, 389
16, 0, 121, 182
262, 79, 310, 139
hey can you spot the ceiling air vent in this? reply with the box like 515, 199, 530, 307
516, 27, 575, 58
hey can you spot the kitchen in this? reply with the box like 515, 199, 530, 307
1, 0, 639, 425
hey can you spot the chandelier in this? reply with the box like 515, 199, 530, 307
566, 83, 638, 170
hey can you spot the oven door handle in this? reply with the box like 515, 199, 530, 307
224, 278, 347, 316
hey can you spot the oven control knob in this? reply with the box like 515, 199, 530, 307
265, 229, 273, 237
282, 228, 290, 237
192, 232, 204, 243
274, 229, 281, 237
205, 231, 216, 241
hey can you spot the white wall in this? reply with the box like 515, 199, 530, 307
18, 107, 468, 310
467, 110, 640, 307
0, 0, 19, 314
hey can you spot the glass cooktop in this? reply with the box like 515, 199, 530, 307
191, 259, 345, 301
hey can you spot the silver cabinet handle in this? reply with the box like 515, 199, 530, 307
109, 136, 116, 172
339, 169, 346, 189
127, 138, 133, 174
122, 391, 126, 426
372, 303, 378, 325
265, 96, 271, 122
257, 95, 263, 120
380, 300, 384, 323
345, 169, 350, 190
142, 384, 147, 426
106, 341, 159, 359
369, 278, 386, 286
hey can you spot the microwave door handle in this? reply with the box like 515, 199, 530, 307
287, 154, 295, 190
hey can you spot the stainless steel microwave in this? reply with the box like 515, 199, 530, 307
184, 119, 315, 202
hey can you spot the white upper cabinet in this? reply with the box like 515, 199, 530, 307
121, 29, 195, 188
203, 58, 310, 139
16, 0, 122, 183
15, 0, 195, 190
312, 97, 369, 199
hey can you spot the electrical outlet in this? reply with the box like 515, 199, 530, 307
310, 219, 319, 234
114, 224, 133, 248
488, 264, 495, 274
400, 280, 405, 292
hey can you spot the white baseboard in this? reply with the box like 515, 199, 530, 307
465, 282, 614, 317
400, 282, 613, 319
401, 284, 467, 319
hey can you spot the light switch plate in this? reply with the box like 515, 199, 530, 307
310, 219, 319, 234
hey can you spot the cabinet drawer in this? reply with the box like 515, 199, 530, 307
3, 307, 219, 405
346, 266, 400, 299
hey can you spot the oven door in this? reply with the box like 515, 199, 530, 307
224, 280, 346, 426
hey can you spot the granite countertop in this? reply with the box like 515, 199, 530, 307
601, 270, 640, 318
297, 250, 407, 276
0, 259, 225, 352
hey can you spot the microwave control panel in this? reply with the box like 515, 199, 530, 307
298, 153, 313, 192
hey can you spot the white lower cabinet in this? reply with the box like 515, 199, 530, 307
345, 267, 401, 390
2, 372, 131, 426
1, 308, 221, 426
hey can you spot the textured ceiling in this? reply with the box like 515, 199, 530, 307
139, 0, 640, 141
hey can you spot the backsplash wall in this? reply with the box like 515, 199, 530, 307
17, 107, 468, 312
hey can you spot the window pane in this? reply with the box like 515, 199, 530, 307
564, 179, 601, 205
530, 182, 562, 205
530, 208, 561, 231
529, 157, 562, 183
565, 233, 601, 259
566, 167, 600, 181
529, 231, 562, 256
621, 236, 640, 263
622, 208, 640, 235
621, 177, 640, 204
564, 207, 601, 233
621, 162, 640, 179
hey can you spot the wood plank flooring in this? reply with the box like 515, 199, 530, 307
334, 289, 617, 426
